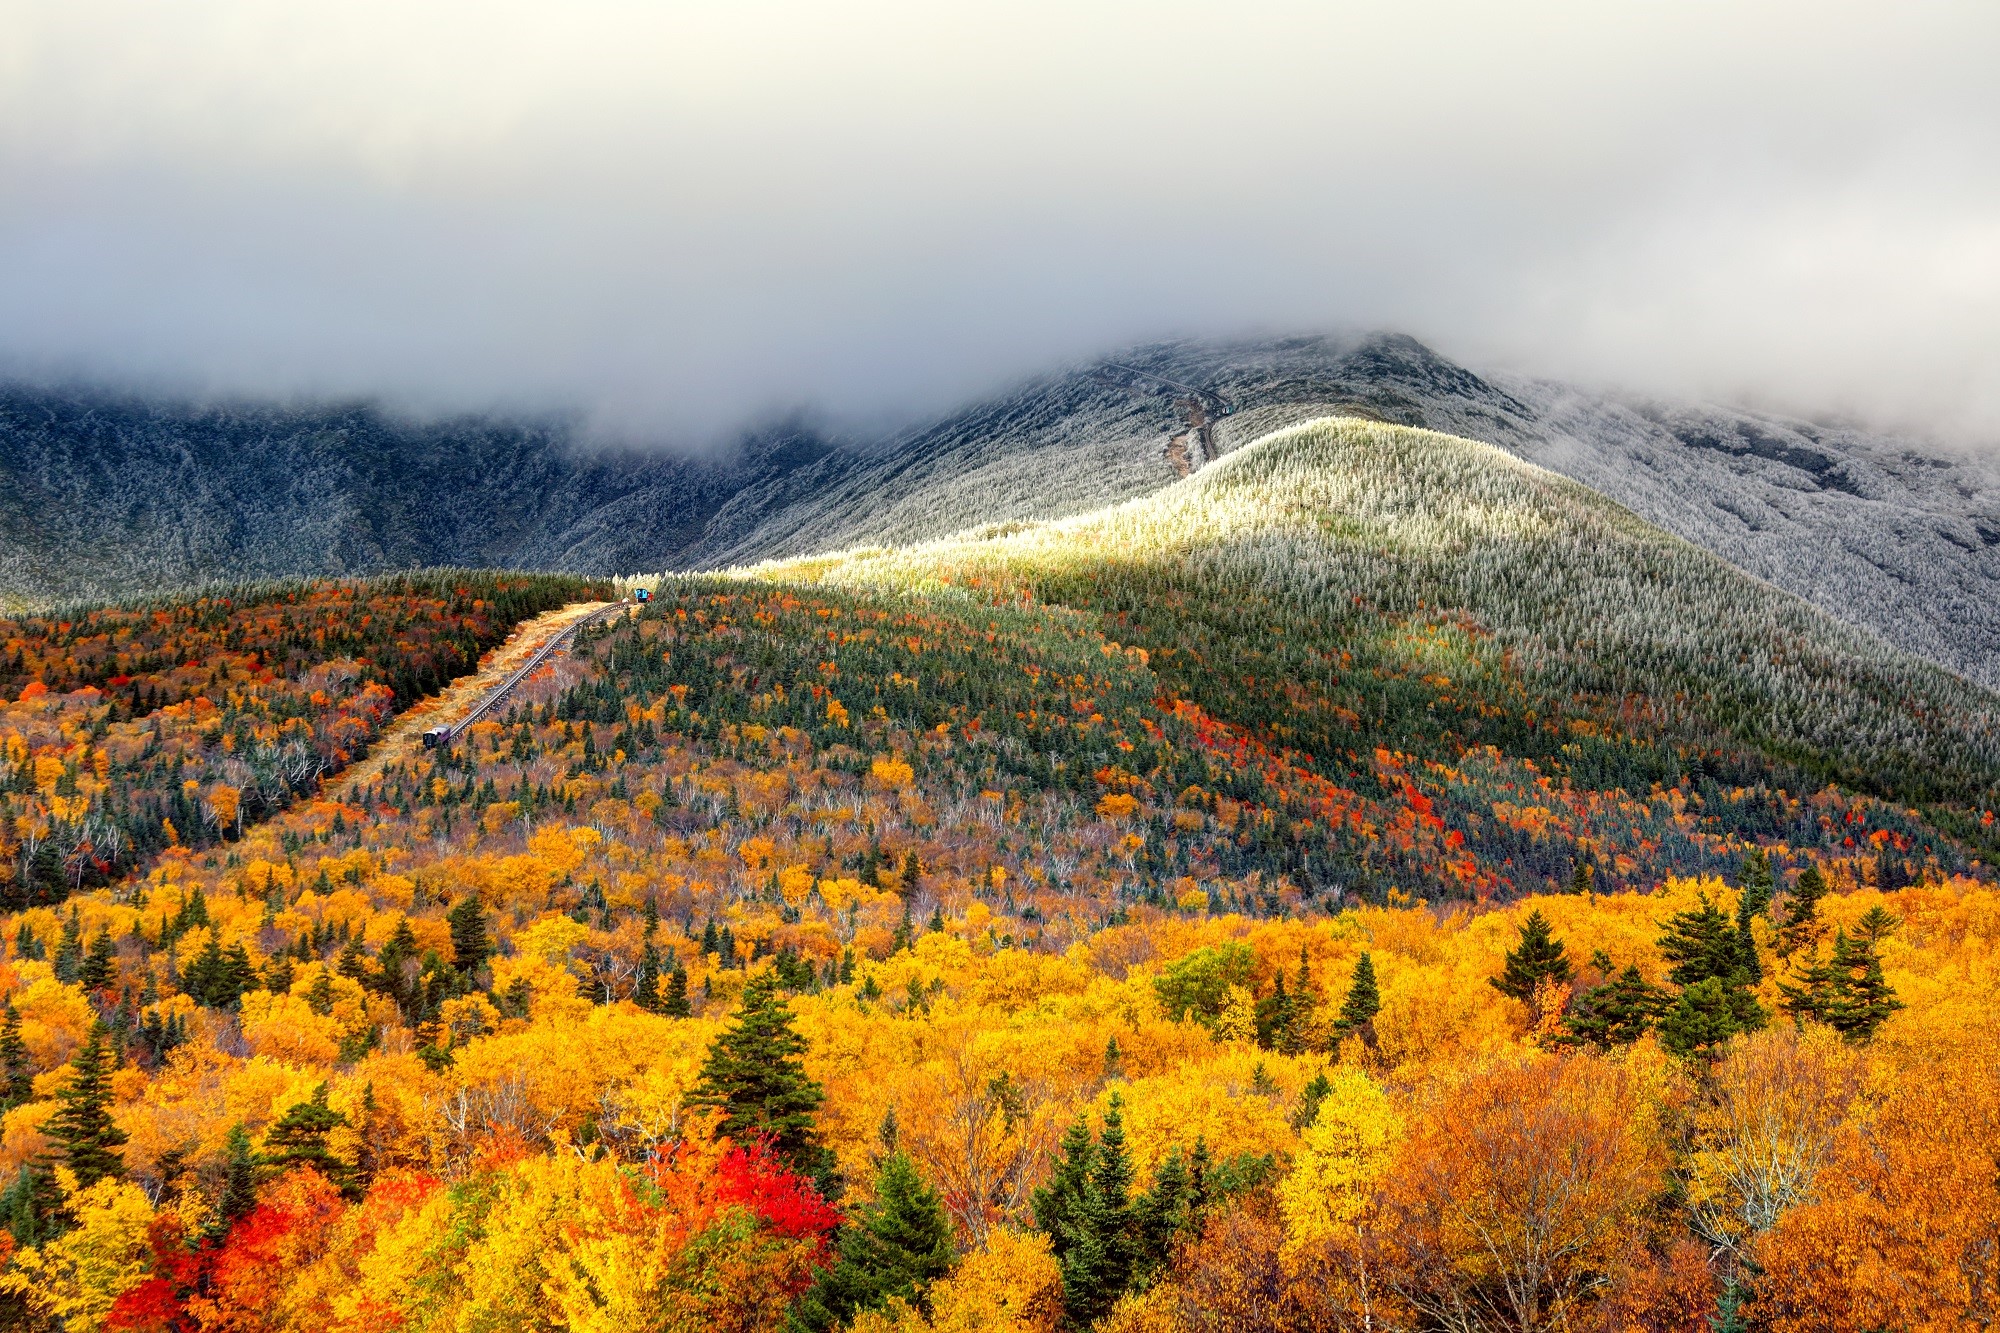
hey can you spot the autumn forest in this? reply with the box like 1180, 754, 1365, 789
0, 421, 1995, 1333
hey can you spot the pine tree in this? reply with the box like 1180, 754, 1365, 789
78, 932, 116, 992
261, 1083, 350, 1184
1333, 952, 1381, 1045
1131, 1149, 1197, 1287
1658, 894, 1765, 1050
52, 909, 83, 984
376, 918, 420, 1006
1033, 1118, 1096, 1304
794, 1152, 956, 1331
1255, 973, 1294, 1051
1778, 865, 1828, 956
1034, 1097, 1138, 1327
42, 1022, 127, 1190
1491, 911, 1573, 1001
0, 1004, 32, 1113
891, 908, 915, 955
1562, 965, 1667, 1049
1738, 850, 1775, 917
1567, 857, 1595, 897
1823, 930, 1902, 1041
1659, 894, 1748, 988
661, 962, 692, 1018
336, 936, 369, 983
1783, 930, 1903, 1042
688, 973, 837, 1196
447, 897, 489, 975
1658, 978, 1746, 1057
211, 1123, 259, 1241
1855, 904, 1900, 943
633, 942, 662, 1012
1734, 892, 1763, 985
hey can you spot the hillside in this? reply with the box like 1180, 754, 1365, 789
777, 417, 2000, 879
0, 421, 1991, 1328
8, 337, 1996, 702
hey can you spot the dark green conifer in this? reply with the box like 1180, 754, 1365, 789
1562, 966, 1667, 1049
78, 932, 116, 992
1781, 929, 1903, 1042
688, 973, 837, 1195
376, 918, 420, 1005
661, 962, 692, 1018
1333, 952, 1381, 1044
261, 1083, 350, 1183
1657, 978, 1746, 1057
1658, 893, 1765, 1050
447, 897, 489, 975
633, 942, 663, 1012
52, 910, 83, 985
42, 1023, 127, 1190
0, 1004, 33, 1112
336, 936, 369, 983
1659, 894, 1748, 988
211, 1123, 259, 1240
1290, 1072, 1333, 1130
1778, 865, 1828, 956
1738, 849, 1775, 917
1491, 910, 1573, 1001
1255, 973, 1294, 1051
1734, 893, 1763, 985
794, 1151, 956, 1332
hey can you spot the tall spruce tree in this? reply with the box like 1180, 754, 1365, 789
78, 932, 116, 992
261, 1083, 350, 1184
1781, 929, 1903, 1042
1778, 865, 1828, 957
1657, 894, 1765, 1053
42, 1022, 127, 1190
633, 941, 663, 1012
794, 1152, 955, 1332
1491, 911, 1573, 1001
210, 1123, 259, 1241
1333, 952, 1381, 1045
1734, 893, 1764, 985
661, 962, 692, 1018
688, 973, 837, 1196
1738, 850, 1776, 917
447, 897, 489, 975
1033, 1097, 1136, 1327
0, 1004, 32, 1112
1562, 965, 1666, 1049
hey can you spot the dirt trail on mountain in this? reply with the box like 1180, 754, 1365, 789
326, 600, 613, 795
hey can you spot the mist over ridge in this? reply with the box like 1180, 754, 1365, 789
4, 2, 1999, 446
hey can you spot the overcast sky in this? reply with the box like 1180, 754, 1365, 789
2, 1, 1996, 445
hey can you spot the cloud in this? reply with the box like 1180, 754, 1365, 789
2, 0, 1996, 444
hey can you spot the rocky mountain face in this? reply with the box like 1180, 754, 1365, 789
5, 334, 1996, 690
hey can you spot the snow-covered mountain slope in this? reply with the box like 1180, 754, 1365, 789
6, 334, 1994, 693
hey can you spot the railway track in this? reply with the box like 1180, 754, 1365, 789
423, 600, 631, 749
1092, 361, 1237, 475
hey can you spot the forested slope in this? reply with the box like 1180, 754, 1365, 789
9, 336, 1994, 702
0, 423, 1989, 1328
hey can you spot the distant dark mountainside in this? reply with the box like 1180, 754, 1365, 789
6, 334, 1997, 689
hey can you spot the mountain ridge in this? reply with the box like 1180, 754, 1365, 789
6, 334, 1996, 692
